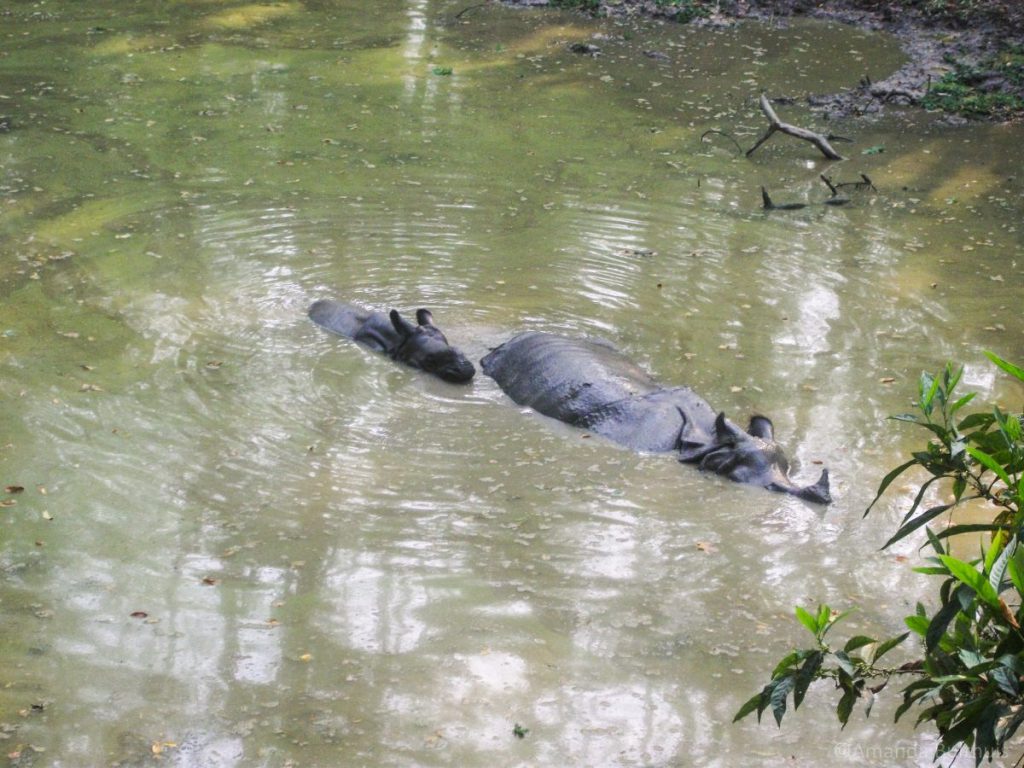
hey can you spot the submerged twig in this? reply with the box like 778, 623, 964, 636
700, 129, 743, 155
455, 2, 489, 19
761, 187, 806, 211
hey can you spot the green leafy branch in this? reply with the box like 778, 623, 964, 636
733, 605, 911, 728
736, 352, 1024, 764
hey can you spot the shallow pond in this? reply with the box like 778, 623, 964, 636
1, 1, 1023, 766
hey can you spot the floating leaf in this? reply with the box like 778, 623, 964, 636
5, 485, 24, 494
862, 145, 885, 155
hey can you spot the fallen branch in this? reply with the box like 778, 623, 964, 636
747, 94, 844, 160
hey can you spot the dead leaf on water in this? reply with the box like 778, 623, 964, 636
879, 377, 896, 384
0, 500, 16, 508
151, 741, 177, 756
130, 611, 149, 619
4, 485, 24, 494
696, 541, 716, 554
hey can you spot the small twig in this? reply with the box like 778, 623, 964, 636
761, 187, 806, 211
455, 1, 488, 19
700, 129, 743, 155
747, 93, 844, 160
831, 173, 877, 192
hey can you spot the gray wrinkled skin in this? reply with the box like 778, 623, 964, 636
481, 332, 830, 503
309, 300, 475, 383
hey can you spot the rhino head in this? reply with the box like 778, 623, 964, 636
389, 309, 476, 384
680, 412, 831, 504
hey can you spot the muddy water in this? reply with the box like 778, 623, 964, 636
1, 1, 1022, 766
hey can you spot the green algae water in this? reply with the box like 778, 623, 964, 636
1, 1, 1023, 765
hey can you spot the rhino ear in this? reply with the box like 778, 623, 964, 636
390, 309, 416, 338
714, 412, 743, 442
797, 469, 832, 504
747, 415, 775, 441
415, 309, 435, 326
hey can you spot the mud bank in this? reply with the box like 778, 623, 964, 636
501, 0, 1024, 121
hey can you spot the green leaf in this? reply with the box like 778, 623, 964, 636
926, 526, 947, 555
861, 145, 885, 155
733, 690, 767, 722
1008, 547, 1024, 595
819, 606, 851, 638
949, 392, 976, 415
958, 412, 996, 431
966, 445, 1012, 487
952, 474, 967, 501
882, 502, 954, 549
817, 604, 831, 630
871, 632, 909, 663
771, 650, 803, 678
905, 614, 930, 637
865, 459, 918, 517
770, 675, 795, 727
992, 667, 1019, 696
920, 370, 941, 413
984, 351, 1024, 383
930, 522, 997, 541
925, 587, 969, 651
836, 686, 857, 726
794, 606, 819, 636
793, 650, 823, 709
832, 650, 857, 677
913, 566, 951, 575
939, 555, 1001, 609
958, 648, 986, 669
843, 635, 877, 654
989, 536, 1016, 594
1000, 412, 1022, 442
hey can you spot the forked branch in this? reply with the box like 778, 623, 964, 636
747, 94, 844, 161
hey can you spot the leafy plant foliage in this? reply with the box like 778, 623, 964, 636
736, 352, 1024, 763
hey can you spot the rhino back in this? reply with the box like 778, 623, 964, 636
309, 300, 370, 339
580, 387, 718, 453
309, 300, 399, 353
481, 332, 661, 424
